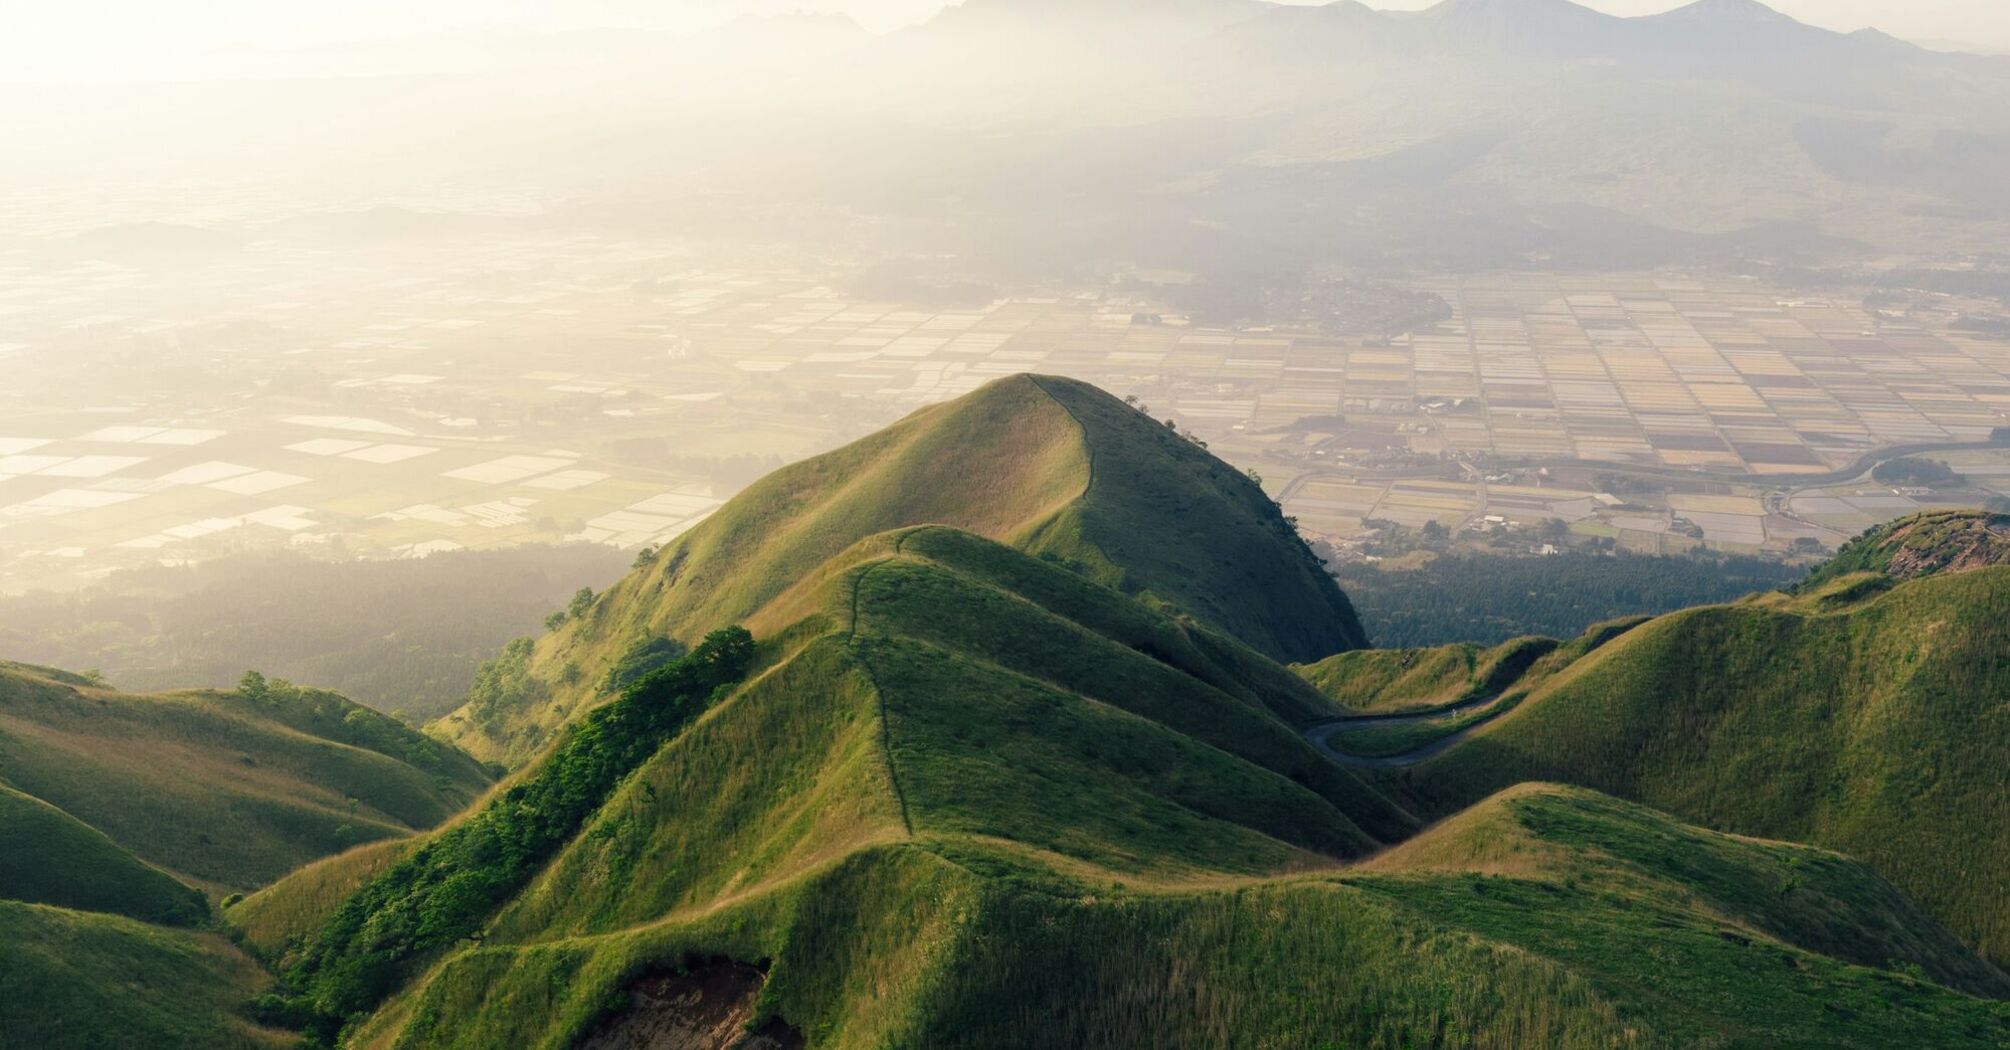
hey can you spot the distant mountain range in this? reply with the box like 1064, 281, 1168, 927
646, 0, 2010, 272
16, 0, 2010, 276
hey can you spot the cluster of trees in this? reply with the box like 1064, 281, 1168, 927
1331, 551, 1803, 648
601, 636, 686, 693
267, 627, 756, 1042
234, 671, 451, 777
463, 638, 545, 731
0, 547, 628, 720
1592, 473, 1663, 497
1871, 457, 1964, 487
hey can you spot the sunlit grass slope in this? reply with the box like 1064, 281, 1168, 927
0, 783, 206, 925
0, 662, 492, 891
435, 374, 1365, 767
349, 788, 2010, 1049
1367, 784, 2010, 1000
331, 528, 2010, 1049
228, 837, 420, 959
0, 900, 290, 1050
1399, 567, 2010, 969
354, 528, 1406, 956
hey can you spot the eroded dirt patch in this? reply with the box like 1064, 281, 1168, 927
577, 959, 804, 1050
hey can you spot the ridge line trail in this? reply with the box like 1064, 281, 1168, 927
1302, 692, 1511, 770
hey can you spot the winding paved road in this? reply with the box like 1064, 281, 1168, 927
1303, 693, 1509, 770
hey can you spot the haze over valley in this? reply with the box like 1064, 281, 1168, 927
5, 3, 2010, 1049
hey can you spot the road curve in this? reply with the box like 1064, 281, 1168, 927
1303, 693, 1509, 770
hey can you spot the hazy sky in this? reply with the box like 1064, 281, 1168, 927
8, 0, 2008, 82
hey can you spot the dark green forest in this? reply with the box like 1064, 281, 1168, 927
1332, 551, 1805, 648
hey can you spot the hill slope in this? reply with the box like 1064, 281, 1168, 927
1800, 510, 2010, 589
0, 900, 290, 1050
257, 520, 2007, 1048
0, 783, 206, 925
436, 373, 1365, 766
15, 381, 2001, 1048
1393, 566, 2010, 969
0, 661, 492, 892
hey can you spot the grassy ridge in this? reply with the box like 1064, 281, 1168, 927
336, 525, 2009, 1049
1399, 568, 2010, 969
197, 392, 2010, 1047
490, 529, 1405, 945
858, 530, 1411, 841
271, 629, 756, 1039
1021, 376, 1367, 662
351, 826, 2010, 1050
485, 635, 906, 941
434, 374, 1090, 765
0, 664, 491, 891
0, 783, 206, 925
434, 374, 1370, 767
0, 900, 289, 1050
1801, 510, 2010, 589
1369, 785, 2010, 999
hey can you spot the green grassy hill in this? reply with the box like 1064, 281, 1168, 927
1800, 509, 2010, 590
435, 374, 1365, 766
15, 381, 2010, 1049
0, 900, 291, 1050
0, 661, 492, 892
0, 783, 206, 925
1395, 566, 2010, 970
252, 522, 2006, 1049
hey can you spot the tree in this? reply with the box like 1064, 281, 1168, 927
1871, 457, 1962, 487
566, 587, 596, 620
238, 670, 269, 701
